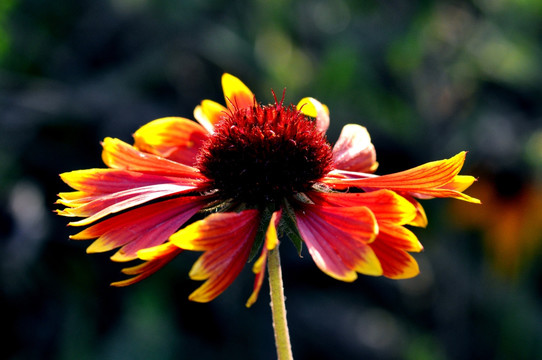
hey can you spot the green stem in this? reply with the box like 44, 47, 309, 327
268, 246, 294, 360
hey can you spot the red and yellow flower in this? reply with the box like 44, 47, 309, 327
57, 74, 480, 306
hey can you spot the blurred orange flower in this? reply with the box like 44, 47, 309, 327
450, 172, 542, 278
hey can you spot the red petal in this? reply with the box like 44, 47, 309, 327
169, 210, 260, 302
71, 196, 206, 261
58, 169, 193, 202
295, 204, 381, 281
62, 183, 198, 225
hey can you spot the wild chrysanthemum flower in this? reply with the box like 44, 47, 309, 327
57, 74, 480, 306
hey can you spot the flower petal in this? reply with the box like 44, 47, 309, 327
332, 124, 378, 173
336, 152, 467, 189
296, 97, 330, 133
404, 196, 428, 227
246, 211, 280, 308
193, 100, 228, 133
370, 237, 420, 279
295, 204, 381, 281
222, 73, 254, 110
112, 201, 206, 262
377, 224, 423, 253
112, 242, 182, 287
71, 196, 204, 261
440, 175, 477, 192
133, 117, 208, 166
308, 189, 423, 260
308, 189, 417, 225
60, 183, 198, 226
58, 169, 191, 206
326, 152, 480, 203
101, 137, 205, 180
169, 210, 260, 303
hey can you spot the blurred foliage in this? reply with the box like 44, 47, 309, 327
1, 0, 542, 359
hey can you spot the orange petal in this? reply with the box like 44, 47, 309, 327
169, 210, 260, 303
222, 73, 254, 110
246, 211, 280, 308
133, 117, 208, 166
296, 97, 330, 133
101, 137, 205, 180
377, 223, 423, 252
327, 152, 480, 203
341, 152, 468, 189
404, 197, 428, 228
332, 124, 378, 173
193, 100, 228, 133
295, 204, 381, 281
111, 242, 182, 287
308, 189, 417, 225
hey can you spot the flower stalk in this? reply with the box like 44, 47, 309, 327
268, 246, 293, 360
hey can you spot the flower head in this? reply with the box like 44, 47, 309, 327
196, 94, 333, 206
57, 74, 480, 306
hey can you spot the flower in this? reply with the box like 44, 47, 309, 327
57, 74, 480, 306
449, 170, 542, 279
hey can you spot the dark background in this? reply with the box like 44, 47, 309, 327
2, 0, 542, 359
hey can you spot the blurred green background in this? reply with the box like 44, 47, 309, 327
2, 0, 542, 359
